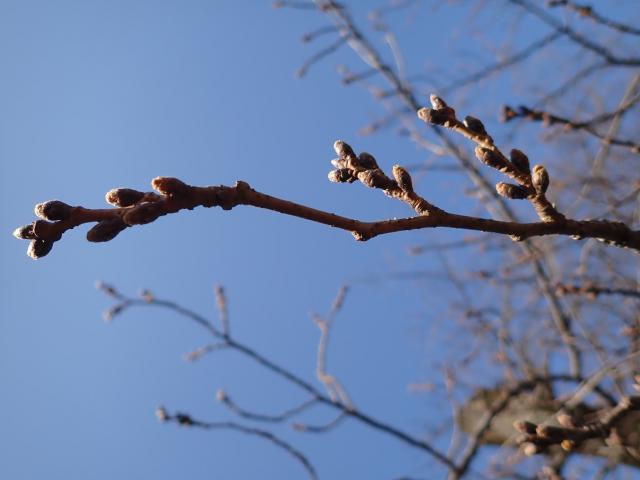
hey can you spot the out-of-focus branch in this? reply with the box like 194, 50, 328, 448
510, 0, 640, 67
555, 283, 640, 300
515, 396, 640, 457
154, 407, 318, 480
547, 0, 640, 37
100, 285, 458, 471
501, 104, 640, 153
441, 31, 563, 95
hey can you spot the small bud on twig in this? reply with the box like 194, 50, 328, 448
328, 169, 356, 183
509, 149, 530, 173
27, 239, 54, 259
86, 218, 128, 242
429, 94, 448, 110
33, 220, 62, 241
123, 203, 164, 225
513, 420, 537, 434
155, 406, 169, 423
358, 169, 394, 190
496, 182, 528, 200
13, 224, 36, 240
34, 200, 73, 221
532, 165, 550, 194
333, 140, 356, 159
358, 152, 378, 170
475, 147, 507, 171
463, 116, 488, 136
392, 165, 413, 193
151, 177, 189, 197
105, 188, 145, 207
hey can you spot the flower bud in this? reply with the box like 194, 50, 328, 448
357, 169, 394, 189
513, 420, 537, 434
333, 140, 356, 159
330, 158, 348, 169
475, 146, 507, 170
32, 220, 62, 241
532, 165, 550, 194
123, 202, 163, 225
216, 389, 227, 402
500, 105, 518, 122
34, 200, 73, 221
328, 169, 356, 183
392, 165, 413, 193
429, 94, 448, 110
105, 188, 145, 207
496, 182, 528, 199
155, 406, 169, 423
358, 152, 379, 170
151, 177, 189, 196
86, 218, 128, 242
463, 116, 487, 136
175, 413, 193, 426
509, 149, 530, 173
560, 439, 575, 452
522, 443, 540, 456
417, 107, 452, 126
27, 239, 54, 259
13, 224, 36, 240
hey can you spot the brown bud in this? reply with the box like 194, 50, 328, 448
155, 406, 169, 423
151, 177, 189, 196
429, 94, 448, 110
27, 239, 54, 259
357, 169, 394, 189
86, 218, 128, 242
509, 149, 530, 173
105, 188, 145, 207
556, 413, 575, 428
330, 158, 348, 169
32, 220, 62, 241
328, 169, 356, 183
123, 202, 163, 225
175, 413, 193, 426
333, 140, 356, 159
500, 105, 518, 122
34, 200, 73, 221
215, 389, 227, 402
496, 182, 528, 199
417, 107, 453, 126
560, 439, 575, 452
536, 424, 566, 440
392, 165, 413, 193
522, 442, 539, 456
532, 165, 550, 194
513, 420, 537, 434
463, 116, 488, 136
13, 224, 36, 240
475, 147, 507, 171
358, 152, 379, 170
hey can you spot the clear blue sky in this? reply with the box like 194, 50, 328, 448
1, 1, 637, 479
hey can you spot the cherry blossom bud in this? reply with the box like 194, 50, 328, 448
392, 165, 413, 193
86, 218, 128, 242
27, 239, 54, 259
34, 200, 73, 221
105, 188, 145, 207
532, 165, 550, 193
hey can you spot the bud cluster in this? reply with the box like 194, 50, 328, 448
327, 140, 397, 191
13, 200, 77, 259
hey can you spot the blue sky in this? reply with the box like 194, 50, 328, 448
2, 1, 638, 479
